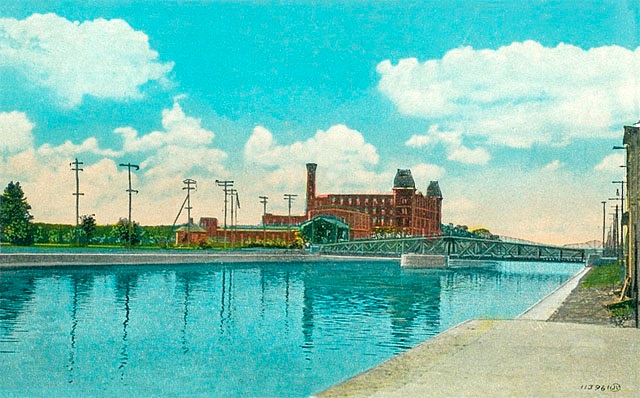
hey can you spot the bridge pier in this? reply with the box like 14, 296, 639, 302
400, 254, 448, 268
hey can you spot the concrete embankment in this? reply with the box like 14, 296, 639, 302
317, 319, 640, 397
0, 251, 316, 267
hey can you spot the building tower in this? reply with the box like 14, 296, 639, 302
306, 163, 317, 214
427, 181, 443, 234
392, 169, 416, 233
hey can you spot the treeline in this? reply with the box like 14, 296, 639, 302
1, 180, 176, 247
29, 222, 173, 246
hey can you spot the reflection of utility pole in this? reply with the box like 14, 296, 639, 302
284, 193, 297, 242
119, 163, 139, 247
259, 195, 268, 245
183, 178, 197, 243
70, 158, 84, 246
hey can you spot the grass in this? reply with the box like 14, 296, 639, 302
582, 261, 625, 288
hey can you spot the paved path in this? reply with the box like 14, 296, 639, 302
317, 319, 640, 397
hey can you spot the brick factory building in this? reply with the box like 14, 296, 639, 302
304, 163, 442, 238
192, 163, 443, 246
262, 163, 443, 239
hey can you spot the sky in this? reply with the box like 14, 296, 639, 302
1, 0, 639, 245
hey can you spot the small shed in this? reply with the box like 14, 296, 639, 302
300, 215, 350, 244
175, 223, 208, 246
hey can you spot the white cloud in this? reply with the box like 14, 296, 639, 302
379, 41, 640, 148
244, 124, 381, 195
240, 124, 445, 218
0, 13, 173, 107
542, 160, 564, 172
116, 101, 226, 179
595, 153, 625, 172
0, 101, 229, 225
0, 111, 34, 154
409, 163, 446, 183
406, 125, 491, 165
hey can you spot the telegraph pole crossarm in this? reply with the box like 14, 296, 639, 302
259, 195, 268, 245
284, 193, 298, 243
70, 158, 84, 246
119, 162, 140, 247
182, 178, 197, 243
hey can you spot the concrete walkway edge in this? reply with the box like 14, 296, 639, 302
518, 266, 590, 320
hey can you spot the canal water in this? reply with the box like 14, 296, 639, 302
0, 260, 582, 397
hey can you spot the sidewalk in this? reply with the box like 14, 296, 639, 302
317, 268, 640, 397
317, 319, 640, 397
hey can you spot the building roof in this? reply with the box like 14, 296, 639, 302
393, 169, 416, 189
299, 215, 350, 230
427, 181, 442, 197
175, 223, 207, 233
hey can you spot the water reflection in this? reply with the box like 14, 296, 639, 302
0, 260, 582, 397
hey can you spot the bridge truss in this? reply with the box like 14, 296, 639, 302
317, 236, 586, 263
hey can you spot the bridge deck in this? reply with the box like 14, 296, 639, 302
318, 236, 586, 263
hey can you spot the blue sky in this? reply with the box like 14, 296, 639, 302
0, 0, 638, 244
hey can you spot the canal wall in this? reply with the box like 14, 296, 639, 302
0, 251, 316, 267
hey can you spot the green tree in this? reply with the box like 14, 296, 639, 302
111, 218, 142, 246
0, 181, 34, 246
79, 214, 96, 246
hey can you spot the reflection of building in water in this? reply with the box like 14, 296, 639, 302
299, 265, 442, 358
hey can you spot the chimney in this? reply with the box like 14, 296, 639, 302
306, 163, 317, 214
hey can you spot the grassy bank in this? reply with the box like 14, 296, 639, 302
581, 261, 624, 288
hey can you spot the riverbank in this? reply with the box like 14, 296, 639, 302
317, 265, 640, 397
0, 250, 314, 267
549, 265, 634, 327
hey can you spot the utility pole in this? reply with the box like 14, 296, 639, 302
215, 180, 234, 230
284, 193, 297, 243
183, 178, 197, 243
610, 194, 624, 259
602, 200, 607, 254
613, 180, 626, 259
70, 158, 84, 246
119, 162, 139, 247
229, 188, 238, 243
259, 195, 268, 245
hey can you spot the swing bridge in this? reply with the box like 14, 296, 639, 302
316, 235, 587, 263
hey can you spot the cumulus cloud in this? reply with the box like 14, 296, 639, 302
244, 124, 384, 193
378, 41, 640, 148
0, 111, 34, 154
595, 152, 625, 172
0, 101, 229, 225
542, 160, 564, 172
240, 124, 446, 218
406, 125, 491, 165
0, 13, 173, 107
116, 101, 226, 179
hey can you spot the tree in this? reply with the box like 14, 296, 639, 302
0, 181, 34, 246
111, 218, 142, 246
79, 214, 96, 246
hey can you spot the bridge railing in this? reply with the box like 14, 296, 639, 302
317, 236, 585, 263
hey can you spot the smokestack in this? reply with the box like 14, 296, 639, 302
306, 163, 317, 214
